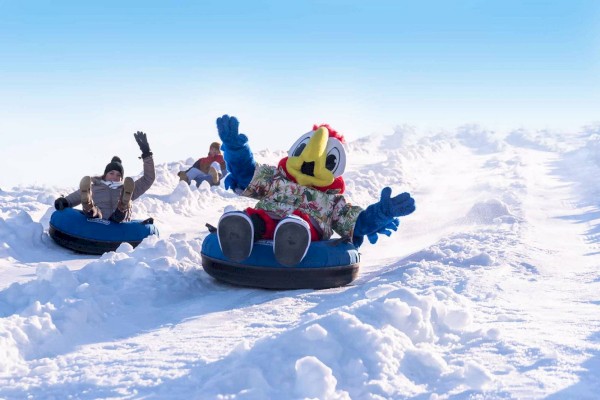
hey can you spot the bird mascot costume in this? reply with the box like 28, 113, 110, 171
215, 114, 415, 266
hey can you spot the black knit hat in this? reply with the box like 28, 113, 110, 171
104, 156, 124, 177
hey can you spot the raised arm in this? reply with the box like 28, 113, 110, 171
216, 115, 256, 192
131, 131, 155, 200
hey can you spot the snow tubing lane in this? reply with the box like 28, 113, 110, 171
49, 208, 159, 255
201, 232, 360, 290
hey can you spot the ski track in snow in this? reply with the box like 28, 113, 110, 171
1, 127, 599, 399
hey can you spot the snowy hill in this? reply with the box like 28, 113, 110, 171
1, 125, 600, 399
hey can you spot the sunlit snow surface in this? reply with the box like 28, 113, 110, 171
1, 125, 599, 399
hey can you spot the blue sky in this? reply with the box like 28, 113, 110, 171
1, 0, 599, 188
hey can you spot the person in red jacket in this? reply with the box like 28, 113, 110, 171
178, 142, 227, 186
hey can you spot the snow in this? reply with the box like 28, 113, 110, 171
1, 124, 600, 399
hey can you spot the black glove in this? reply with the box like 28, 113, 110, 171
134, 131, 152, 159
54, 197, 69, 210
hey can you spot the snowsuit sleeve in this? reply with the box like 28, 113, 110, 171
241, 163, 275, 200
64, 188, 81, 208
131, 155, 155, 201
331, 195, 363, 240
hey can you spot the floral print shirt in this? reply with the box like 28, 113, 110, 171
242, 163, 363, 240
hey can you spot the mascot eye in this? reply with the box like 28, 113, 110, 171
288, 133, 313, 157
293, 143, 306, 157
326, 154, 337, 171
325, 138, 347, 177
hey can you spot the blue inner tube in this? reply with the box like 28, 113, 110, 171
201, 232, 360, 290
49, 208, 158, 255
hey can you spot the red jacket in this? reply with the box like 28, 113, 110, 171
191, 154, 226, 174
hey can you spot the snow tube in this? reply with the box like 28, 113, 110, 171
201, 232, 360, 290
49, 208, 158, 255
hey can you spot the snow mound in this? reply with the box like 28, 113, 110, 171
464, 199, 516, 224
407, 229, 501, 268
456, 125, 505, 154
0, 212, 45, 262
181, 285, 492, 399
583, 132, 600, 167
506, 128, 571, 152
0, 235, 207, 375
381, 124, 418, 150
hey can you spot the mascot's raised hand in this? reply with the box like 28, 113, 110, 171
352, 187, 415, 247
216, 114, 256, 191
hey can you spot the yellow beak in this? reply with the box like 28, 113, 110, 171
286, 126, 335, 187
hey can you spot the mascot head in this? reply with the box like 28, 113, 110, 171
277, 124, 347, 193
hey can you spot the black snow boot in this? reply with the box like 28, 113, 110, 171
273, 215, 311, 267
217, 211, 255, 262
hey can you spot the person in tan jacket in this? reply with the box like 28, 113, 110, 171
54, 131, 155, 223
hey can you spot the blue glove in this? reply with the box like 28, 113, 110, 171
216, 115, 256, 191
353, 187, 415, 247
